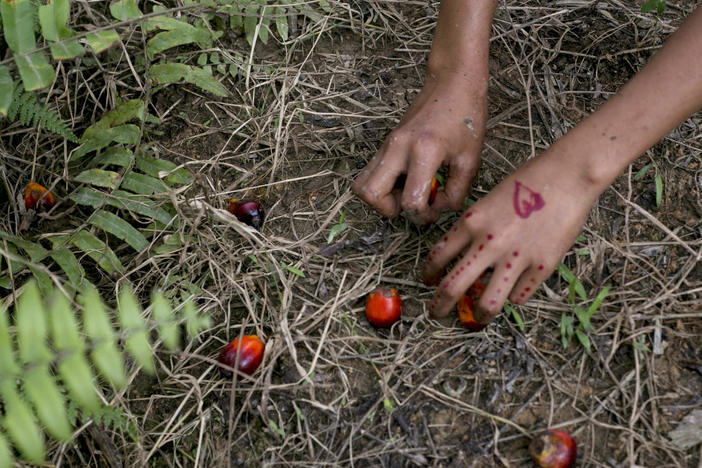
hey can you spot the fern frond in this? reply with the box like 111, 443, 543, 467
0, 280, 210, 466
6, 86, 78, 142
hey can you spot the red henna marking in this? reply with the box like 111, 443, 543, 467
465, 212, 472, 218
473, 254, 477, 259
490, 299, 496, 305
497, 289, 502, 294
443, 236, 448, 242
538, 265, 544, 270
487, 234, 493, 240
467, 261, 471, 266
513, 251, 518, 257
530, 278, 535, 283
460, 267, 465, 272
513, 181, 545, 219
503, 277, 508, 282
525, 287, 530, 292
506, 263, 512, 269
479, 244, 484, 251
520, 293, 525, 297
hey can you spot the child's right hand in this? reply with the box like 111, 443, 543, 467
351, 70, 487, 225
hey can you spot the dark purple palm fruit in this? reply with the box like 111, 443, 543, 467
229, 199, 265, 229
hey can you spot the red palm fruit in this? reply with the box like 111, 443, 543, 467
456, 294, 486, 331
529, 430, 577, 468
218, 335, 265, 375
228, 199, 264, 229
428, 176, 438, 205
467, 278, 487, 298
24, 182, 54, 211
365, 287, 402, 328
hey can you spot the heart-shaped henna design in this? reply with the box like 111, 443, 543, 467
513, 181, 545, 219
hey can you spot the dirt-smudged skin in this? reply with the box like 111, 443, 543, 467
365, 287, 402, 328
529, 430, 577, 468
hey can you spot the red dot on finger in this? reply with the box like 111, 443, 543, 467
525, 287, 530, 292
538, 265, 544, 270
478, 244, 484, 251
503, 277, 508, 282
443, 236, 448, 242
513, 251, 518, 257
487, 234, 493, 240
506, 263, 512, 269
465, 212, 473, 218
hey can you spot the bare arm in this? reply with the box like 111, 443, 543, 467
423, 6, 702, 321
352, 0, 497, 224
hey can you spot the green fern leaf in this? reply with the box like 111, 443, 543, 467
90, 209, 149, 252
23, 367, 72, 441
79, 285, 127, 388
118, 285, 155, 373
0, 303, 20, 376
0, 0, 55, 90
64, 231, 124, 275
16, 281, 52, 364
151, 291, 179, 350
0, 380, 45, 464
0, 433, 11, 468
5, 86, 78, 141
49, 290, 100, 412
0, 66, 14, 117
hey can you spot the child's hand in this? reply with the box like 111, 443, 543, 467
422, 153, 597, 323
352, 72, 487, 225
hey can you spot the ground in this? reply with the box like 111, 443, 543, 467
1, 0, 702, 467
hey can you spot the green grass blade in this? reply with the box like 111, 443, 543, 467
118, 286, 154, 373
655, 173, 663, 208
586, 285, 611, 319
24, 367, 72, 441
151, 291, 179, 350
504, 303, 525, 332
90, 209, 149, 252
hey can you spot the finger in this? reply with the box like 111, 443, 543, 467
422, 210, 484, 284
428, 242, 494, 318
508, 262, 551, 306
400, 142, 444, 224
431, 154, 480, 213
473, 257, 528, 324
352, 141, 407, 218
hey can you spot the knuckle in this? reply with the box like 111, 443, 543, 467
412, 131, 442, 153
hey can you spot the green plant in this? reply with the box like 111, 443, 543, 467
641, 0, 666, 14
557, 264, 610, 352
0, 280, 210, 466
634, 163, 663, 208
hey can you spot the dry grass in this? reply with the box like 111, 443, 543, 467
1, 0, 701, 466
